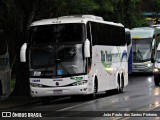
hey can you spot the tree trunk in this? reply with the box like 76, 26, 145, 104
11, 0, 38, 96
12, 42, 30, 96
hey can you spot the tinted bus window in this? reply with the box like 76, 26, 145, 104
90, 22, 125, 46
30, 23, 85, 44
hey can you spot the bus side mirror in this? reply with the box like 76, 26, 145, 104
84, 39, 90, 58
20, 43, 27, 62
151, 39, 155, 50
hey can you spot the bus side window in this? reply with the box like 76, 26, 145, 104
90, 22, 98, 45
90, 22, 125, 46
87, 22, 91, 41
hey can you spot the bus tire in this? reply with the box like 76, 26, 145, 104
88, 78, 98, 99
116, 74, 122, 94
41, 97, 51, 105
154, 76, 159, 86
115, 74, 120, 94
119, 74, 124, 93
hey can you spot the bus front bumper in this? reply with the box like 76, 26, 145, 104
30, 84, 90, 97
132, 63, 153, 73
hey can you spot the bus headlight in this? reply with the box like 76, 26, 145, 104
72, 80, 87, 86
153, 68, 159, 73
30, 83, 43, 87
147, 63, 152, 67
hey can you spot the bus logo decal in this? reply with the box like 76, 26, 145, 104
55, 82, 59, 86
121, 50, 128, 62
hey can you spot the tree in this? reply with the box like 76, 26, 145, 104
123, 0, 142, 28
12, 0, 41, 95
0, 0, 41, 95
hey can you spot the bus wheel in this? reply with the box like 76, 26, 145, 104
154, 76, 159, 86
88, 79, 97, 99
116, 74, 123, 94
119, 75, 124, 93
115, 75, 120, 94
41, 97, 51, 105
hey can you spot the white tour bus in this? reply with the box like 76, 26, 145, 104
130, 27, 160, 73
0, 31, 11, 99
20, 15, 128, 103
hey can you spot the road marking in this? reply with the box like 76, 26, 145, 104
56, 93, 130, 111
57, 99, 99, 111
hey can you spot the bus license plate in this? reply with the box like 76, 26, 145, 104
53, 90, 62, 94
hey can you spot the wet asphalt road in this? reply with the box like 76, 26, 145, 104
2, 73, 160, 120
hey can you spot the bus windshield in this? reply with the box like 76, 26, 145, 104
30, 43, 86, 77
30, 23, 85, 44
156, 50, 160, 63
132, 38, 152, 62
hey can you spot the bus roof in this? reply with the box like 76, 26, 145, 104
31, 15, 124, 27
131, 27, 154, 39
131, 27, 154, 30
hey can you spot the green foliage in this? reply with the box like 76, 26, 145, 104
67, 0, 98, 14
10, 78, 16, 92
35, 0, 99, 19
152, 0, 160, 12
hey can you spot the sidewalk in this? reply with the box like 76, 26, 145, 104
0, 95, 39, 111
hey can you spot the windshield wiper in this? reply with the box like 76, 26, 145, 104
41, 48, 55, 76
137, 49, 143, 60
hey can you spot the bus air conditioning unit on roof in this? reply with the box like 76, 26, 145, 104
82, 15, 104, 21
58, 15, 104, 21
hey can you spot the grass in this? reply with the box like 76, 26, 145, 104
10, 78, 16, 92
